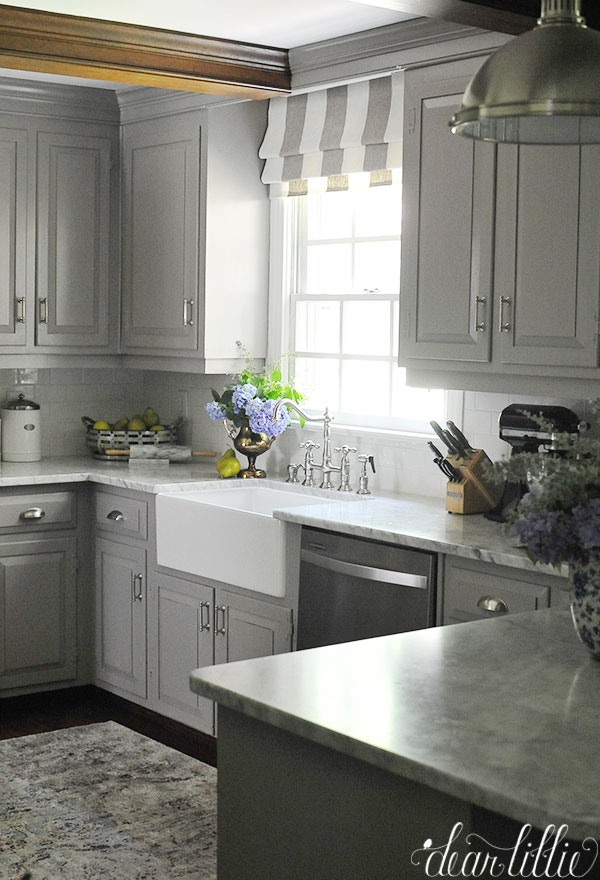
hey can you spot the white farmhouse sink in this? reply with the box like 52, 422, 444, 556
156, 482, 350, 598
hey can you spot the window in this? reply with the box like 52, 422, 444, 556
276, 173, 448, 433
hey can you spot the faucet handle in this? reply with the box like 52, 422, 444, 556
334, 445, 357, 456
300, 440, 320, 450
358, 454, 376, 473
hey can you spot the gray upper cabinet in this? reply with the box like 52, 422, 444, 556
119, 94, 269, 372
0, 126, 27, 348
400, 66, 495, 364
121, 120, 199, 353
36, 130, 113, 349
0, 83, 120, 359
494, 143, 600, 369
399, 59, 600, 390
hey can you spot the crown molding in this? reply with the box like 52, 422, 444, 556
0, 73, 120, 120
289, 18, 509, 90
0, 4, 290, 99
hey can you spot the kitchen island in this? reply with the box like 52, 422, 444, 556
190, 609, 600, 879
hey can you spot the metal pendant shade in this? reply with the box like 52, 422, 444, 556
450, 0, 600, 144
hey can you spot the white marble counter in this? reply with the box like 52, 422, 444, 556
0, 456, 553, 574
191, 609, 600, 838
0, 455, 221, 493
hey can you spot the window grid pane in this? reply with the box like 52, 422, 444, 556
290, 180, 440, 431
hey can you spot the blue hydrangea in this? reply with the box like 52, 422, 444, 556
248, 399, 290, 437
232, 383, 257, 414
573, 498, 600, 550
513, 510, 580, 565
205, 401, 226, 421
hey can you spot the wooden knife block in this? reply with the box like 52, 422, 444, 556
444, 449, 503, 515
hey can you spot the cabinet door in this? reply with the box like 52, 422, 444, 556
214, 589, 293, 665
150, 574, 214, 734
495, 144, 600, 368
0, 536, 77, 689
36, 131, 112, 348
121, 120, 200, 354
95, 538, 146, 698
0, 127, 27, 347
400, 74, 495, 363
442, 556, 554, 626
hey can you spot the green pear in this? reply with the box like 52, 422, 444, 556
143, 407, 160, 428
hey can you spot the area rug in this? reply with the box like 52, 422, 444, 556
0, 721, 217, 879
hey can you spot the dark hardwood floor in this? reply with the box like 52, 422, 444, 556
0, 685, 217, 767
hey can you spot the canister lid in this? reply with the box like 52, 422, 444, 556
3, 392, 40, 410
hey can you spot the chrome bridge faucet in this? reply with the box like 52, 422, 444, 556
274, 399, 362, 492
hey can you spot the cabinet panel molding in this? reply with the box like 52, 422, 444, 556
36, 131, 112, 348
0, 127, 27, 347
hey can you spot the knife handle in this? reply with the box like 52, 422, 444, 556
447, 420, 475, 453
430, 421, 457, 456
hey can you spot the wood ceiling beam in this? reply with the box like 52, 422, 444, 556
365, 1, 600, 35
0, 4, 291, 98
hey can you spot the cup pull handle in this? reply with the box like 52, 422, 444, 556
107, 510, 125, 521
19, 507, 45, 520
477, 596, 508, 614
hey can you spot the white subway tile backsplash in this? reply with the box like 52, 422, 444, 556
474, 391, 511, 412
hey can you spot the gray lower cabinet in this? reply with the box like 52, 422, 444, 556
442, 555, 569, 626
149, 573, 294, 735
0, 535, 77, 689
149, 573, 214, 733
214, 588, 293, 665
95, 537, 147, 699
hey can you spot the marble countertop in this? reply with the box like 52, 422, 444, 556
0, 455, 555, 574
191, 609, 599, 837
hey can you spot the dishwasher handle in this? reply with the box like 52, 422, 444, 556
301, 548, 429, 590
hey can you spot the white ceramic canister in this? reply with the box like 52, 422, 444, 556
1, 393, 41, 461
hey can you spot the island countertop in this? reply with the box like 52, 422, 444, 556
191, 609, 600, 839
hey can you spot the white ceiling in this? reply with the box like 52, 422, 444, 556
3, 0, 417, 49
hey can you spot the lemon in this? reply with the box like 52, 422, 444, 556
93, 420, 110, 430
149, 424, 166, 432
127, 417, 146, 431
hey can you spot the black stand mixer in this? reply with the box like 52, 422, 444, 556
484, 403, 582, 523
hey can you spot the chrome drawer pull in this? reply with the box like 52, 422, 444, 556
477, 595, 508, 614
19, 507, 45, 520
131, 572, 143, 602
107, 510, 125, 521
16, 297, 26, 324
214, 605, 227, 635
474, 295, 486, 332
39, 297, 48, 324
200, 601, 211, 632
498, 296, 512, 332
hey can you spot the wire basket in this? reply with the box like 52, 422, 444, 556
81, 416, 178, 461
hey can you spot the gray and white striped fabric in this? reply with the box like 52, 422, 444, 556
259, 72, 404, 184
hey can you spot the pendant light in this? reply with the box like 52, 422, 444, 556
450, 0, 600, 144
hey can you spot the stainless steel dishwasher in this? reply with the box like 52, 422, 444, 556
297, 527, 436, 650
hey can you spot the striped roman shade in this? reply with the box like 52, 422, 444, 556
259, 72, 404, 184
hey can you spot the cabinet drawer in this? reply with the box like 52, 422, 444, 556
443, 557, 552, 625
95, 492, 147, 540
0, 491, 76, 531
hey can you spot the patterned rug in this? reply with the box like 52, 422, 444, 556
0, 721, 217, 879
